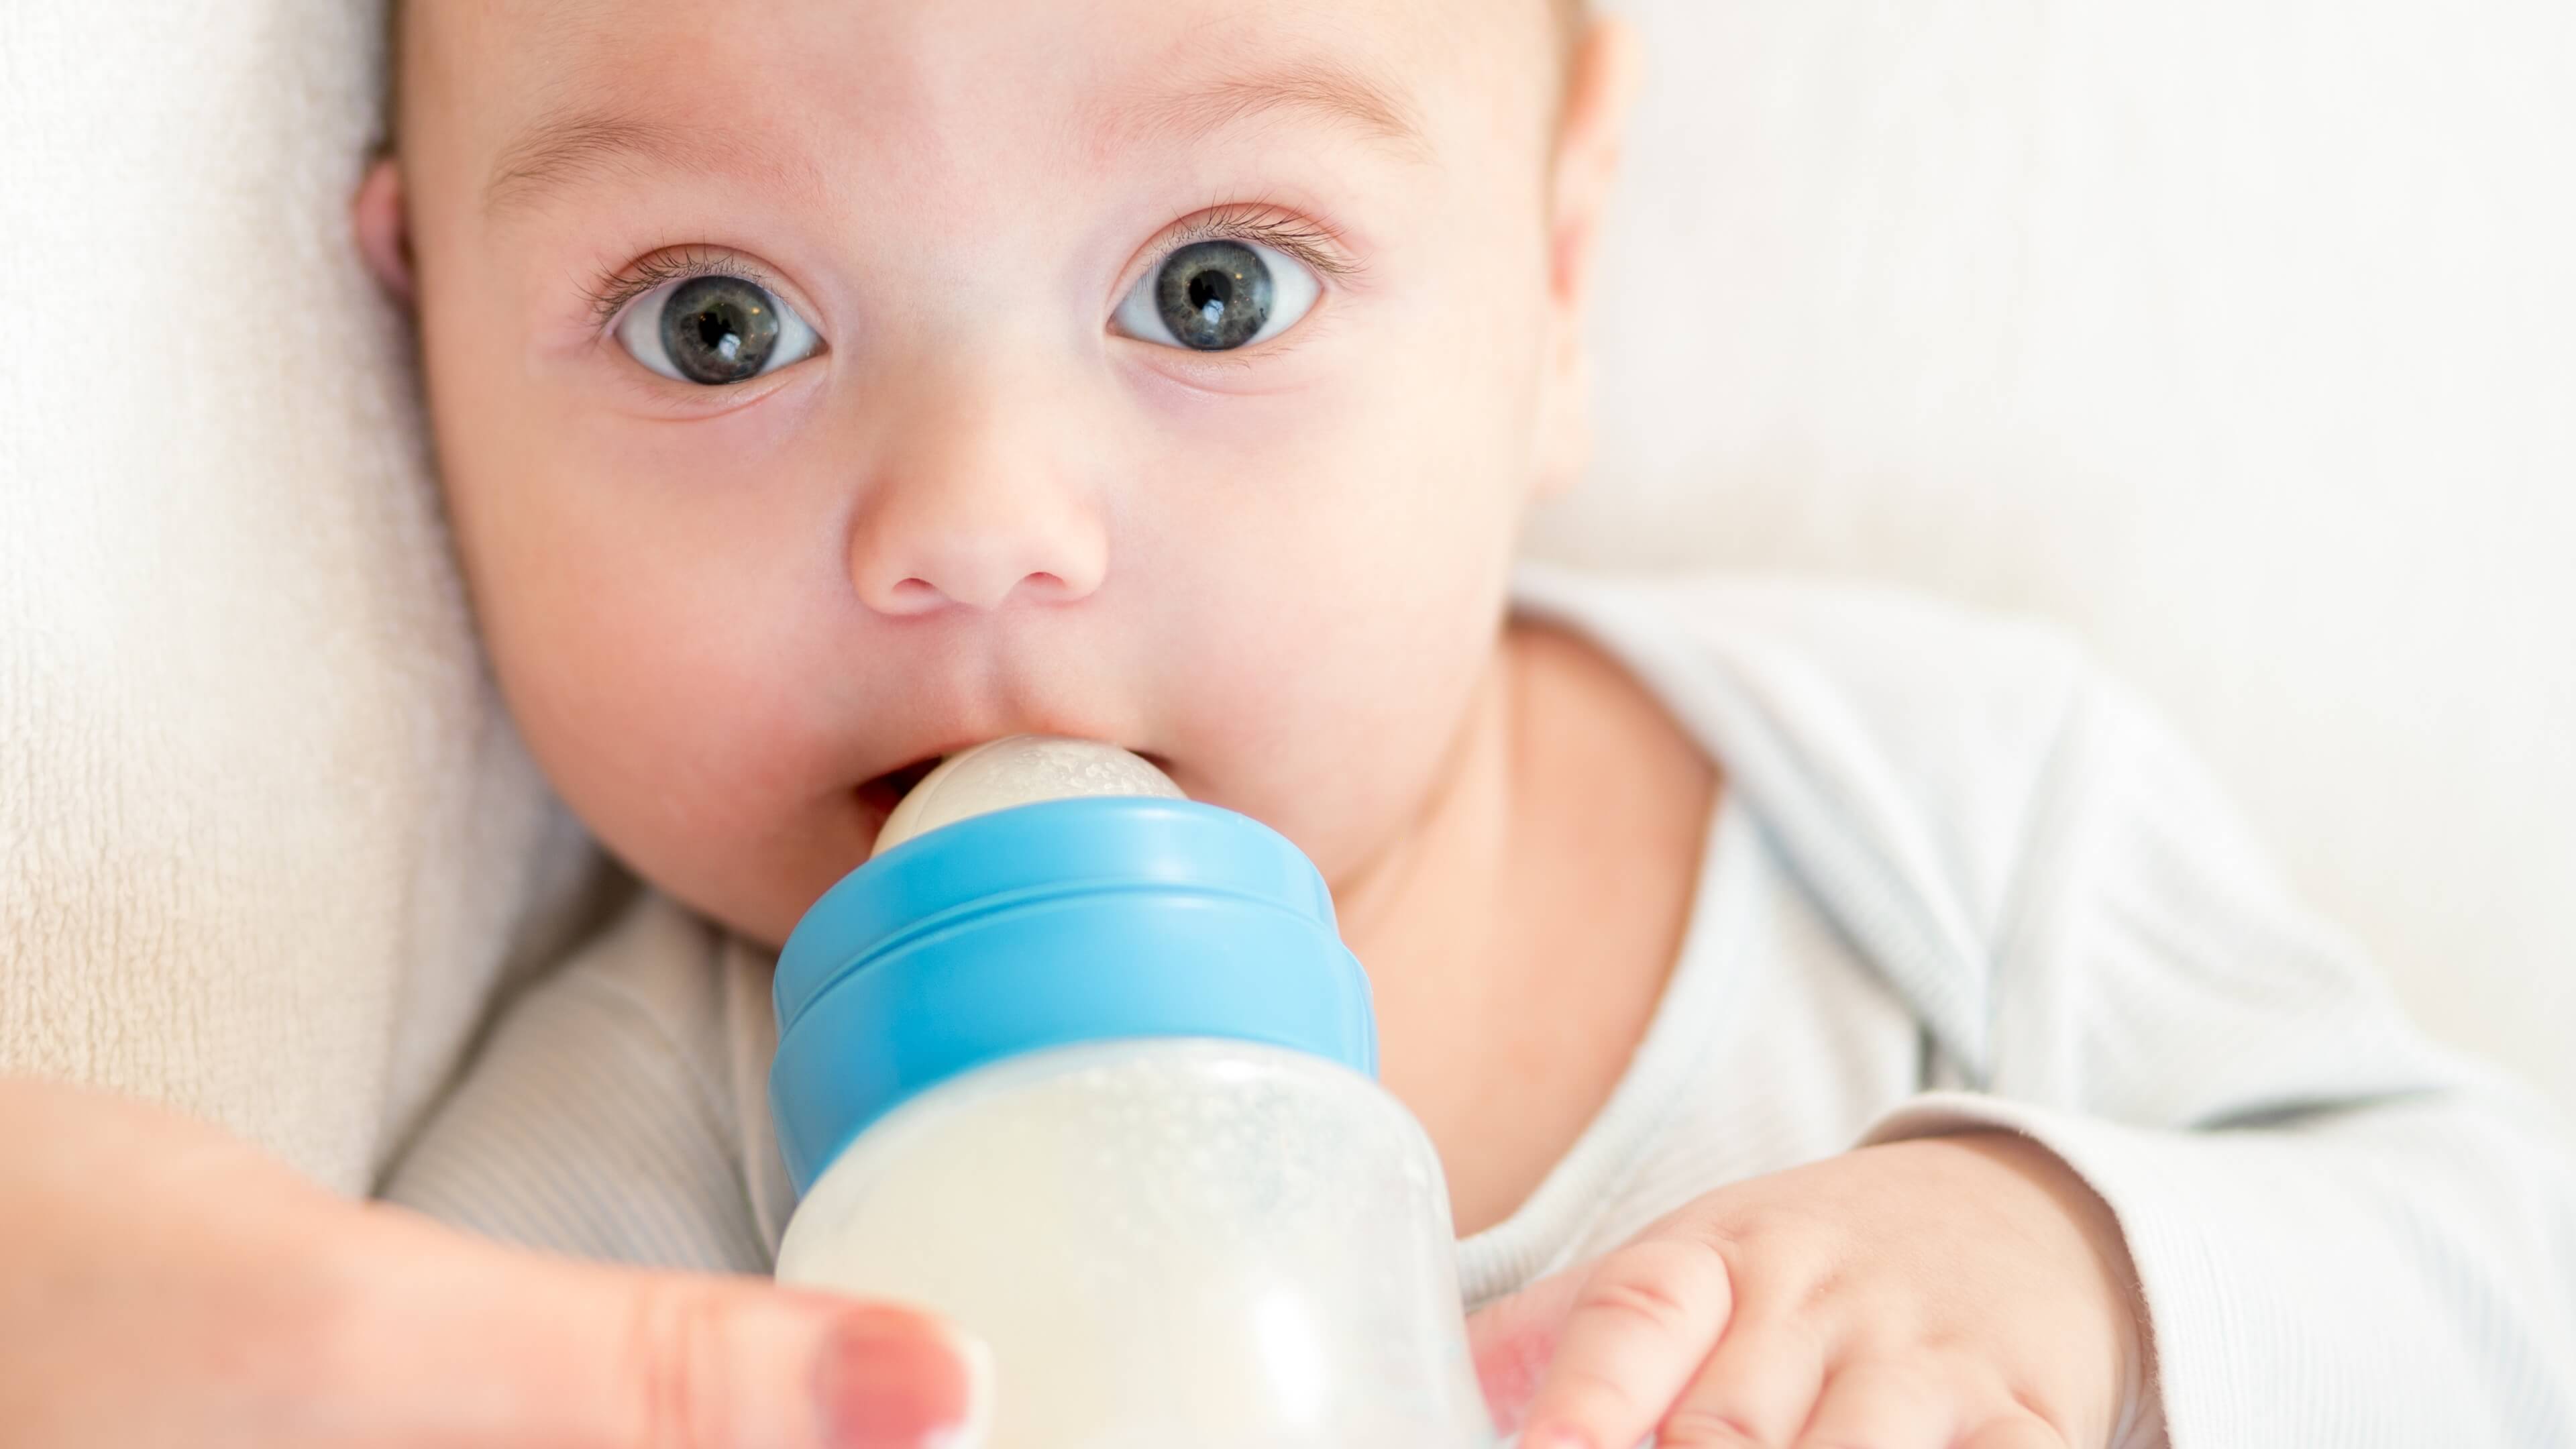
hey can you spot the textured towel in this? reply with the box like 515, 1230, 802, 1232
0, 0, 603, 1193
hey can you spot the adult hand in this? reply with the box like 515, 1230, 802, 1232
0, 1076, 988, 1448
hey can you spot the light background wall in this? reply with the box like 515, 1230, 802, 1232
1536, 0, 2575, 1109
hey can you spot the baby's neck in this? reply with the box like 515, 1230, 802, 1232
1332, 618, 1720, 1236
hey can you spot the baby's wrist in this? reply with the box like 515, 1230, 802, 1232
1935, 1130, 2155, 1432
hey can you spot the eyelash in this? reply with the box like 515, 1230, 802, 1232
582, 246, 764, 330
1147, 206, 1360, 288
577, 205, 1361, 333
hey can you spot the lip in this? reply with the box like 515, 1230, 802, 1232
849, 737, 1177, 833
853, 733, 996, 791
850, 739, 979, 828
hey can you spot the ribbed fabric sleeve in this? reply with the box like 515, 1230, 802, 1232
1854, 669, 2576, 1444
380, 894, 772, 1274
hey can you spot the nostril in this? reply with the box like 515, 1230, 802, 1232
859, 562, 1097, 615
883, 578, 944, 610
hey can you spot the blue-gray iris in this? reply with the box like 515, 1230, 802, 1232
1155, 240, 1273, 351
661, 275, 783, 384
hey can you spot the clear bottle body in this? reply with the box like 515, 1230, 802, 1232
775, 1038, 1495, 1449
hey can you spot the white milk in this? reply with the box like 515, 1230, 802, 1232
775, 1038, 1495, 1449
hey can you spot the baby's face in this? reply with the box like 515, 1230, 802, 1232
378, 0, 1622, 947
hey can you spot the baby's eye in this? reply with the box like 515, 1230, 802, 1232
614, 274, 822, 386
1112, 239, 1322, 352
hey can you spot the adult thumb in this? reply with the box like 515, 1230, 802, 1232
349, 1202, 991, 1449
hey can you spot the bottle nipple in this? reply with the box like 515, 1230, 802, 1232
873, 736, 1185, 858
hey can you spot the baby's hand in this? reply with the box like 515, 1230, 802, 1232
1467, 1132, 2148, 1449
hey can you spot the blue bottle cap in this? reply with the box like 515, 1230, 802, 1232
768, 796, 1379, 1196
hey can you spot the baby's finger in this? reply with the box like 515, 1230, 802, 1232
1517, 1236, 1735, 1449
1467, 1267, 1589, 1432
1956, 1410, 2068, 1449
1789, 1360, 1953, 1449
1654, 1318, 1823, 1449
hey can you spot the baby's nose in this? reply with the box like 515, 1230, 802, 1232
851, 524, 1105, 615
844, 382, 1110, 616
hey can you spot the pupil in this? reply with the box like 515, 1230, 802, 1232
1154, 240, 1273, 351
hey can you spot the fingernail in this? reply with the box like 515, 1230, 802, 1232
814, 1307, 992, 1449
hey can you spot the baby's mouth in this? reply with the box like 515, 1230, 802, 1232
852, 743, 1180, 824
855, 754, 945, 820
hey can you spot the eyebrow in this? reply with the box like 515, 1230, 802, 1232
483, 109, 824, 218
1094, 54, 1433, 164
483, 52, 1430, 217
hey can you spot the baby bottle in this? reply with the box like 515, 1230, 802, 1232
768, 736, 1495, 1449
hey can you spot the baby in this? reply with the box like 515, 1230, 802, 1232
354, 0, 2576, 1446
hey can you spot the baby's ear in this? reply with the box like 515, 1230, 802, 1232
353, 155, 416, 303
1532, 15, 1644, 500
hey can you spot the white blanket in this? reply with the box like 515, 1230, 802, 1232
0, 0, 599, 1192
5, 0, 2570, 1193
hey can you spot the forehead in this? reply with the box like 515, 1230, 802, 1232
410, 0, 1550, 182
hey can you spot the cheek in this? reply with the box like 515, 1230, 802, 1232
466, 500, 859, 928
485, 566, 798, 820
1118, 299, 1540, 877
1151, 559, 1505, 884
425, 343, 859, 934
